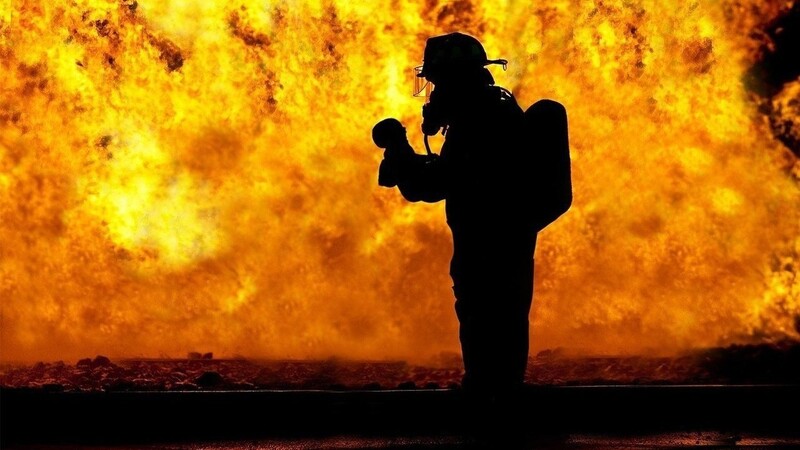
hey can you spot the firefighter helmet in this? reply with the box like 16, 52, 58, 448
415, 32, 507, 83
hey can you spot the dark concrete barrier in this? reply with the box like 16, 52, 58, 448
2, 385, 798, 445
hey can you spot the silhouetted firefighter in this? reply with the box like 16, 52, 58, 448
373, 31, 572, 411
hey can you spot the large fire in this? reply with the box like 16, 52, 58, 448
1, 0, 798, 363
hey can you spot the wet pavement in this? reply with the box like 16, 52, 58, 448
6, 432, 800, 449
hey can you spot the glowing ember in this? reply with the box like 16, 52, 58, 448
1, 0, 798, 362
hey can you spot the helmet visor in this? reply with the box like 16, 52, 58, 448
413, 65, 432, 100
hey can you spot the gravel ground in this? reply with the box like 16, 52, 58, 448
2, 340, 799, 392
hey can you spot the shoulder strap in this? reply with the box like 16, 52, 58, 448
496, 86, 514, 100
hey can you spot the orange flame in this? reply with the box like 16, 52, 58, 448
1, 0, 798, 362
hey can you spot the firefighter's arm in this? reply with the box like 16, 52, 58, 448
396, 154, 448, 203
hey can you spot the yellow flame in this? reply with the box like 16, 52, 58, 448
1, 0, 798, 362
